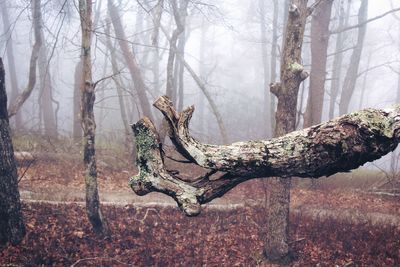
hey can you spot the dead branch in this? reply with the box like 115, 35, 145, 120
130, 96, 400, 216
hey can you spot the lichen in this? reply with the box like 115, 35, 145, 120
134, 125, 159, 163
288, 62, 303, 73
350, 109, 394, 138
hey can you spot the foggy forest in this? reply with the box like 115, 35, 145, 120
1, 0, 400, 266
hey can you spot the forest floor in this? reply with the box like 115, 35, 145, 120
1, 153, 400, 266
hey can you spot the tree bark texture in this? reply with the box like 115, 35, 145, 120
131, 96, 400, 214
107, 0, 154, 121
304, 0, 333, 127
79, 0, 110, 237
0, 58, 25, 247
0, 0, 22, 129
339, 0, 368, 115
266, 0, 309, 260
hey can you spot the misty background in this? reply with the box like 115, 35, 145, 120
1, 0, 400, 170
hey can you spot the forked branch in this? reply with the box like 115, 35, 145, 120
130, 96, 400, 215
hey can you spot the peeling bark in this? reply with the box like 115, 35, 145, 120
131, 96, 400, 216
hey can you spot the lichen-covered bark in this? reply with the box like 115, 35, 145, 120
131, 96, 400, 216
267, 0, 309, 260
0, 58, 25, 246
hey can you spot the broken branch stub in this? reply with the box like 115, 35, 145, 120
130, 96, 400, 215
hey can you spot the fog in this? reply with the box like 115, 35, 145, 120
1, 0, 400, 168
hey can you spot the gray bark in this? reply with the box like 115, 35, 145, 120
0, 58, 25, 247
79, 0, 110, 237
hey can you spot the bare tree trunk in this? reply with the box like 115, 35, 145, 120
339, 0, 368, 115
165, 0, 188, 105
79, 0, 110, 237
266, 0, 309, 261
73, 60, 83, 142
304, 0, 333, 127
197, 19, 208, 135
105, 23, 133, 152
329, 0, 351, 119
107, 0, 154, 121
151, 0, 164, 93
259, 0, 272, 138
7, 0, 42, 118
269, 0, 279, 133
35, 0, 57, 138
181, 60, 229, 143
177, 27, 187, 112
0, 58, 25, 247
358, 52, 372, 110
0, 0, 22, 129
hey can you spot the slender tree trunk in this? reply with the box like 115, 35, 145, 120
107, 0, 154, 121
151, 0, 164, 93
105, 23, 133, 153
7, 0, 42, 119
197, 20, 208, 136
304, 0, 333, 127
259, 0, 272, 138
177, 28, 187, 112
329, 0, 351, 119
165, 0, 188, 105
0, 58, 25, 247
266, 0, 309, 261
269, 0, 279, 134
79, 0, 110, 237
339, 0, 368, 115
35, 0, 57, 138
73, 60, 83, 142
0, 0, 22, 129
358, 52, 372, 110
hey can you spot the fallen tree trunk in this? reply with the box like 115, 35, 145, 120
130, 96, 400, 215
